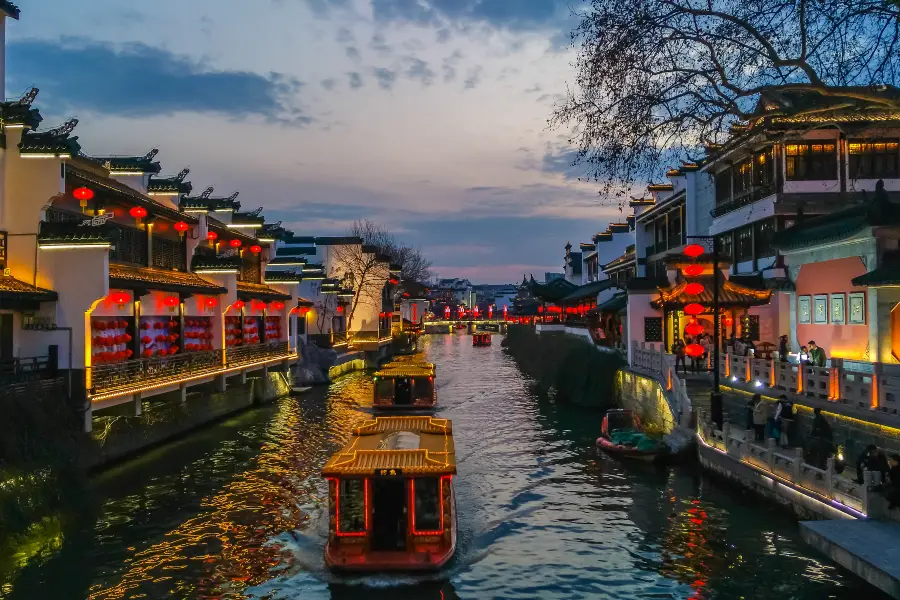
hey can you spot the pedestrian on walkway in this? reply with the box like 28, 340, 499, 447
752, 394, 768, 441
885, 454, 900, 510
808, 340, 827, 367
774, 395, 793, 447
807, 407, 833, 469
779, 335, 789, 362
673, 338, 686, 373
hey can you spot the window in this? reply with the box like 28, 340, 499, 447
747, 315, 760, 341
413, 478, 442, 532
849, 140, 899, 179
644, 317, 663, 342
735, 226, 753, 262
338, 479, 366, 534
754, 219, 776, 258
734, 158, 753, 195
754, 147, 774, 186
785, 141, 837, 180
717, 233, 733, 260
667, 208, 682, 249
715, 169, 731, 204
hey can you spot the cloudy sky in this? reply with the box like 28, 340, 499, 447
6, 0, 625, 283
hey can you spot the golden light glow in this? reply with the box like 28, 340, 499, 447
84, 296, 107, 389
227, 223, 263, 229
109, 171, 146, 176
21, 153, 71, 159
40, 243, 111, 250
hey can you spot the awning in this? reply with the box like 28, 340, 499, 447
0, 275, 57, 310
109, 264, 226, 296
651, 276, 771, 309
591, 292, 627, 314
237, 281, 291, 302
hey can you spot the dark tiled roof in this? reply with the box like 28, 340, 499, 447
264, 270, 302, 283
19, 118, 80, 156
236, 281, 291, 301
561, 279, 615, 303
592, 292, 627, 313
527, 276, 577, 303
579, 243, 595, 252
258, 222, 287, 240
108, 264, 226, 295
315, 236, 362, 245
0, 1, 20, 19
268, 256, 308, 266
38, 220, 112, 246
67, 167, 196, 224
852, 260, 900, 287
180, 188, 240, 212
190, 254, 242, 272
626, 277, 667, 292
231, 209, 265, 227
147, 168, 192, 195
283, 235, 316, 244
771, 201, 899, 252
651, 276, 771, 308
86, 148, 161, 174
276, 246, 317, 257
603, 249, 635, 271
0, 275, 56, 310
569, 251, 582, 275
0, 87, 41, 128
207, 216, 259, 245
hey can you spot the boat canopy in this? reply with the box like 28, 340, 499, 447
322, 416, 456, 477
373, 366, 434, 378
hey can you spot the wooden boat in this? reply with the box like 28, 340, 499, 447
595, 409, 667, 462
322, 416, 457, 572
472, 333, 491, 346
373, 364, 436, 410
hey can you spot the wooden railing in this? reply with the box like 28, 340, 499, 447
152, 236, 186, 271
718, 354, 900, 415
696, 408, 872, 516
226, 341, 290, 367
0, 355, 56, 386
710, 183, 776, 218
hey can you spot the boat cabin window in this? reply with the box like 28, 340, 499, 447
414, 377, 434, 400
607, 412, 633, 432
338, 479, 366, 534
413, 478, 441, 532
375, 378, 393, 401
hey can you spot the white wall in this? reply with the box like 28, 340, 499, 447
627, 292, 663, 364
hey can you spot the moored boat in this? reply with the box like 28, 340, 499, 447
595, 409, 667, 462
373, 364, 436, 410
322, 416, 457, 571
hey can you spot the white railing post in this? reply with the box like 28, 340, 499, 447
766, 437, 775, 470
722, 421, 731, 452
792, 447, 803, 480
825, 457, 834, 498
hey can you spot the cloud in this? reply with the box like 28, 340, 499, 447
404, 57, 435, 87
436, 28, 452, 43
8, 37, 310, 125
370, 0, 569, 31
538, 147, 589, 180
320, 78, 337, 90
463, 65, 483, 90
524, 83, 542, 93
347, 71, 364, 89
441, 50, 464, 83
369, 32, 392, 54
345, 46, 361, 61
335, 27, 355, 44
372, 67, 398, 90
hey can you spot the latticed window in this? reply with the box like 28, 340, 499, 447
734, 158, 753, 194
152, 236, 185, 271
754, 219, 776, 259
109, 223, 148, 266
735, 225, 753, 262
717, 233, 733, 260
785, 141, 837, 180
754, 147, 774, 186
715, 169, 731, 203
644, 317, 662, 342
849, 140, 899, 179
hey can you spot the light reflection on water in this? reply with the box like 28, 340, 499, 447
1, 334, 889, 599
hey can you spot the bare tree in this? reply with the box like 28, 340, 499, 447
331, 222, 390, 343
551, 0, 900, 203
348, 219, 433, 283
314, 291, 337, 338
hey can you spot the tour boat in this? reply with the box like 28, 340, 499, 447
595, 409, 667, 462
472, 333, 491, 346
372, 363, 436, 410
322, 416, 457, 572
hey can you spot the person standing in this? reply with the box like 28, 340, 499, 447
752, 393, 768, 441
774, 395, 794, 447
808, 340, 826, 367
779, 335, 789, 362
673, 338, 686, 374
808, 407, 833, 469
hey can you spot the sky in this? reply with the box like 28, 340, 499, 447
6, 0, 626, 283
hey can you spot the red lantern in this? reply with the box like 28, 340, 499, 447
685, 343, 704, 358
683, 264, 704, 276
684, 282, 705, 295
684, 303, 705, 316
229, 239, 242, 248
207, 231, 218, 246
685, 322, 704, 336
129, 206, 148, 227
205, 297, 218, 308
684, 244, 704, 258
250, 245, 262, 254
271, 301, 284, 310
174, 221, 189, 238
163, 296, 179, 309
724, 316, 734, 327
109, 291, 130, 307
298, 306, 310, 316
233, 300, 245, 310
73, 186, 94, 210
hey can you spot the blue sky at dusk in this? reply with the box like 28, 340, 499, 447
6, 0, 625, 283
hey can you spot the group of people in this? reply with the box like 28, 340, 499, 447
856, 445, 900, 510
777, 335, 827, 367
672, 333, 712, 374
749, 393, 795, 445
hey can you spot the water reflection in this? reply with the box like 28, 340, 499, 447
0, 335, 889, 599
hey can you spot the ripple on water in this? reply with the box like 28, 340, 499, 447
0, 335, 892, 600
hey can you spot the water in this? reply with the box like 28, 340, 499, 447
1, 334, 888, 599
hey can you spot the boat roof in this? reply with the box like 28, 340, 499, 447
373, 366, 435, 378
321, 416, 456, 477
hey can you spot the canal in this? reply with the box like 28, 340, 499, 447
1, 334, 889, 599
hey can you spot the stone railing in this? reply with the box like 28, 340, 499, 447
630, 342, 692, 427
226, 341, 290, 367
696, 408, 874, 517
719, 354, 900, 416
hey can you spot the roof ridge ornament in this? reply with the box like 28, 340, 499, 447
14, 87, 38, 106
174, 167, 190, 181
46, 118, 78, 137
200, 186, 214, 198
227, 191, 239, 201
143, 148, 159, 161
